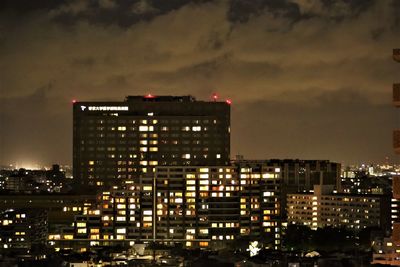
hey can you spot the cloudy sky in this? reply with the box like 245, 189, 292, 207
0, 0, 399, 167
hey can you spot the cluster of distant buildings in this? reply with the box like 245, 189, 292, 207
1, 50, 400, 265
0, 165, 67, 194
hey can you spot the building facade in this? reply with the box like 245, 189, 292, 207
0, 209, 48, 257
287, 185, 388, 231
234, 159, 341, 219
73, 95, 230, 189
48, 163, 282, 250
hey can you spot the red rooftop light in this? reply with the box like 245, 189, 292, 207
144, 94, 155, 98
212, 93, 218, 101
72, 99, 77, 104
226, 99, 232, 105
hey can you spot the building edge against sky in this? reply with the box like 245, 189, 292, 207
371, 48, 400, 265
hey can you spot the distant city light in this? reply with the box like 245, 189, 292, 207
14, 162, 43, 170
72, 99, 77, 104
212, 93, 218, 101
144, 94, 155, 98
226, 99, 232, 105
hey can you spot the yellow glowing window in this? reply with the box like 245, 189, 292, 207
77, 222, 86, 227
199, 229, 209, 234
116, 228, 126, 234
90, 229, 99, 234
199, 242, 208, 247
143, 216, 152, 222
262, 173, 275, 179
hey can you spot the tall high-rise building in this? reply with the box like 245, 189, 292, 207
394, 49, 400, 154
73, 95, 230, 189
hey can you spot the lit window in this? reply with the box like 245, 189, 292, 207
117, 228, 126, 234
77, 222, 86, 227
143, 210, 152, 215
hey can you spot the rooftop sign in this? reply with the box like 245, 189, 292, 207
80, 106, 129, 111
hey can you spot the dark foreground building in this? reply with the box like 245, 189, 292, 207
371, 48, 400, 265
0, 209, 48, 258
73, 95, 231, 189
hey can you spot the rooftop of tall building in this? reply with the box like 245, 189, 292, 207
125, 95, 197, 103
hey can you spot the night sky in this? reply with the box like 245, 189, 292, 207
0, 0, 399, 167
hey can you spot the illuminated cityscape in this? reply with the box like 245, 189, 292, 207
0, 92, 398, 266
1, 1, 400, 266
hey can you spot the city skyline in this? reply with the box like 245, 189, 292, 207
1, 0, 400, 166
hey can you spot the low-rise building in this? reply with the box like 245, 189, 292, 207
49, 163, 282, 250
0, 208, 48, 257
287, 185, 389, 231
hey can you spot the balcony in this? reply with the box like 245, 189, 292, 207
394, 49, 400, 62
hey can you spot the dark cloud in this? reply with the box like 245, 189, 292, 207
50, 0, 214, 28
0, 0, 399, 166
0, 0, 67, 14
228, 0, 301, 24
